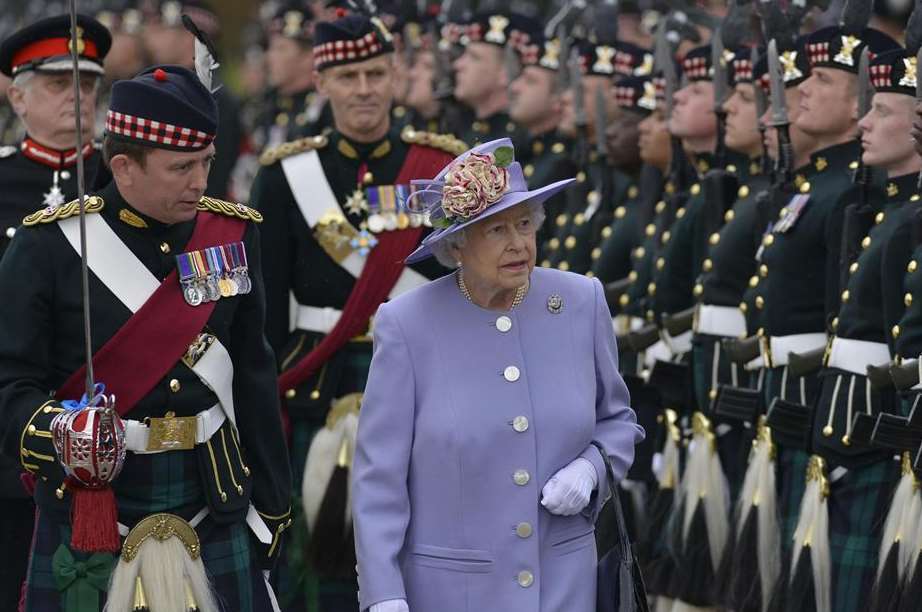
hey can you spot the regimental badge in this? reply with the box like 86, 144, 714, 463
639, 81, 657, 111
780, 51, 804, 82
834, 35, 862, 67
540, 39, 561, 71
593, 46, 616, 75
183, 333, 216, 368
888, 182, 899, 198
68, 27, 85, 55
634, 53, 654, 77
774, 194, 810, 234
283, 11, 304, 37
176, 242, 251, 307
314, 211, 358, 263
901, 57, 918, 88
485, 15, 510, 44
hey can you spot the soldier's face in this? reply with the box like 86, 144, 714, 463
453, 42, 507, 107
407, 51, 439, 119
113, 144, 216, 225
509, 67, 558, 128
266, 35, 314, 91
559, 76, 609, 140
724, 83, 761, 157
669, 81, 716, 150
453, 203, 537, 293
795, 67, 858, 140
8, 71, 98, 149
760, 86, 817, 162
316, 54, 395, 140
638, 108, 671, 170
605, 106, 642, 167
859, 93, 919, 174
913, 100, 922, 157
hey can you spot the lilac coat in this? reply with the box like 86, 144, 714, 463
352, 267, 644, 612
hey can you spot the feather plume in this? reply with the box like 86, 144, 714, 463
181, 15, 220, 93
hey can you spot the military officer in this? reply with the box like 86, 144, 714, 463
0, 15, 112, 254
141, 0, 244, 200
508, 29, 577, 250
452, 10, 524, 147
251, 12, 462, 612
0, 61, 291, 611
752, 20, 900, 611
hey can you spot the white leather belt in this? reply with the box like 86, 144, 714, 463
613, 314, 645, 336
762, 332, 827, 368
296, 305, 342, 334
694, 304, 747, 338
662, 329, 693, 356
826, 337, 891, 376
123, 404, 225, 454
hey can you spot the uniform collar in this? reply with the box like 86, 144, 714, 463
334, 129, 393, 161
100, 180, 171, 233
808, 140, 860, 175
21, 136, 94, 170
885, 172, 921, 203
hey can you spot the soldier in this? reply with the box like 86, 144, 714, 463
752, 17, 900, 610
141, 0, 244, 200
251, 11, 463, 611
452, 10, 524, 146
403, 23, 442, 133
0, 15, 112, 253
0, 60, 291, 611
508, 29, 577, 250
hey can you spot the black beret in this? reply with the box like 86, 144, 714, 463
267, 3, 314, 41
613, 41, 654, 79
870, 48, 917, 96
313, 14, 395, 71
613, 75, 657, 116
805, 26, 900, 74
106, 64, 217, 151
0, 14, 111, 77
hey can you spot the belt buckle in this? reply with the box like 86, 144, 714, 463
760, 335, 773, 369
822, 335, 835, 367
147, 412, 197, 451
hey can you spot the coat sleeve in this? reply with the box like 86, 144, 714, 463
580, 277, 645, 519
352, 301, 415, 611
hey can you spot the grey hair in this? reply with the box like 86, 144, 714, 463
430, 200, 547, 269
11, 70, 34, 91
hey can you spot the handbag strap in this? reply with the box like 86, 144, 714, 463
589, 441, 633, 559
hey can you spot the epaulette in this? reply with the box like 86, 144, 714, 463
23, 196, 104, 226
0, 145, 17, 159
258, 134, 329, 166
197, 196, 263, 223
401, 126, 467, 156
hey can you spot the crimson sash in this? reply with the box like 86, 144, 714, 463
57, 213, 247, 416
277, 144, 453, 394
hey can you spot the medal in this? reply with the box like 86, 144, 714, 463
366, 214, 386, 233
229, 242, 252, 295
177, 252, 203, 306
185, 285, 203, 306
218, 244, 239, 296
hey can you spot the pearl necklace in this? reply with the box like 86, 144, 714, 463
457, 271, 529, 310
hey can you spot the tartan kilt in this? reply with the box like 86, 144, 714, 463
826, 458, 900, 612
24, 511, 275, 612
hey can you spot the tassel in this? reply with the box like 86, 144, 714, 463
898, 555, 922, 612
309, 436, 354, 577
789, 456, 831, 612
674, 504, 717, 606
726, 510, 762, 611
869, 546, 901, 612
70, 482, 121, 553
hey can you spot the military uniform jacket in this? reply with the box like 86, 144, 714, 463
459, 110, 519, 148
521, 132, 577, 250
352, 268, 643, 612
757, 141, 865, 336
0, 181, 291, 560
0, 139, 110, 256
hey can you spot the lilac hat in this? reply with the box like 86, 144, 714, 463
405, 138, 575, 263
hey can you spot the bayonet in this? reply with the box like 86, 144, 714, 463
711, 23, 729, 165
594, 82, 608, 160
857, 47, 871, 120
556, 25, 571, 92
570, 49, 587, 133
504, 42, 521, 82
767, 39, 793, 183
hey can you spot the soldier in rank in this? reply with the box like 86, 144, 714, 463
508, 28, 577, 250
451, 10, 525, 147
0, 62, 291, 611
0, 15, 112, 254
251, 12, 462, 612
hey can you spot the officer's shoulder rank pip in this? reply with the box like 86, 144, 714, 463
258, 134, 329, 166
400, 125, 468, 156
22, 195, 105, 226
197, 196, 263, 223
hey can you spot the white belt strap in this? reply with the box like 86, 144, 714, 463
662, 329, 693, 357
764, 332, 827, 367
826, 337, 891, 376
58, 214, 237, 428
296, 305, 342, 334
123, 404, 225, 454
613, 314, 645, 336
694, 304, 747, 338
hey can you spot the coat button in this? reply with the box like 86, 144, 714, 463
61, 170, 71, 180
496, 316, 512, 333
512, 416, 529, 432
517, 570, 534, 587
503, 366, 520, 382
515, 522, 533, 538
169, 378, 181, 392
5, 227, 14, 239
513, 470, 530, 485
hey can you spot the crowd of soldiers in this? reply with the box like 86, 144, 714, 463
4, 0, 922, 611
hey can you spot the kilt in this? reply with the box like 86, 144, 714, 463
24, 511, 276, 612
277, 340, 369, 612
827, 459, 900, 612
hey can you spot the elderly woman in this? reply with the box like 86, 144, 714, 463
351, 138, 644, 612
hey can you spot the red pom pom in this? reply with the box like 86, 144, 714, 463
153, 68, 168, 82
335, 7, 348, 17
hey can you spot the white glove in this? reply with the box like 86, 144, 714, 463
541, 457, 598, 516
370, 599, 409, 612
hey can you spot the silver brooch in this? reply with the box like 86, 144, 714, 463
547, 294, 563, 314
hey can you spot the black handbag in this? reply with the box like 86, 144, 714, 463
591, 441, 650, 612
